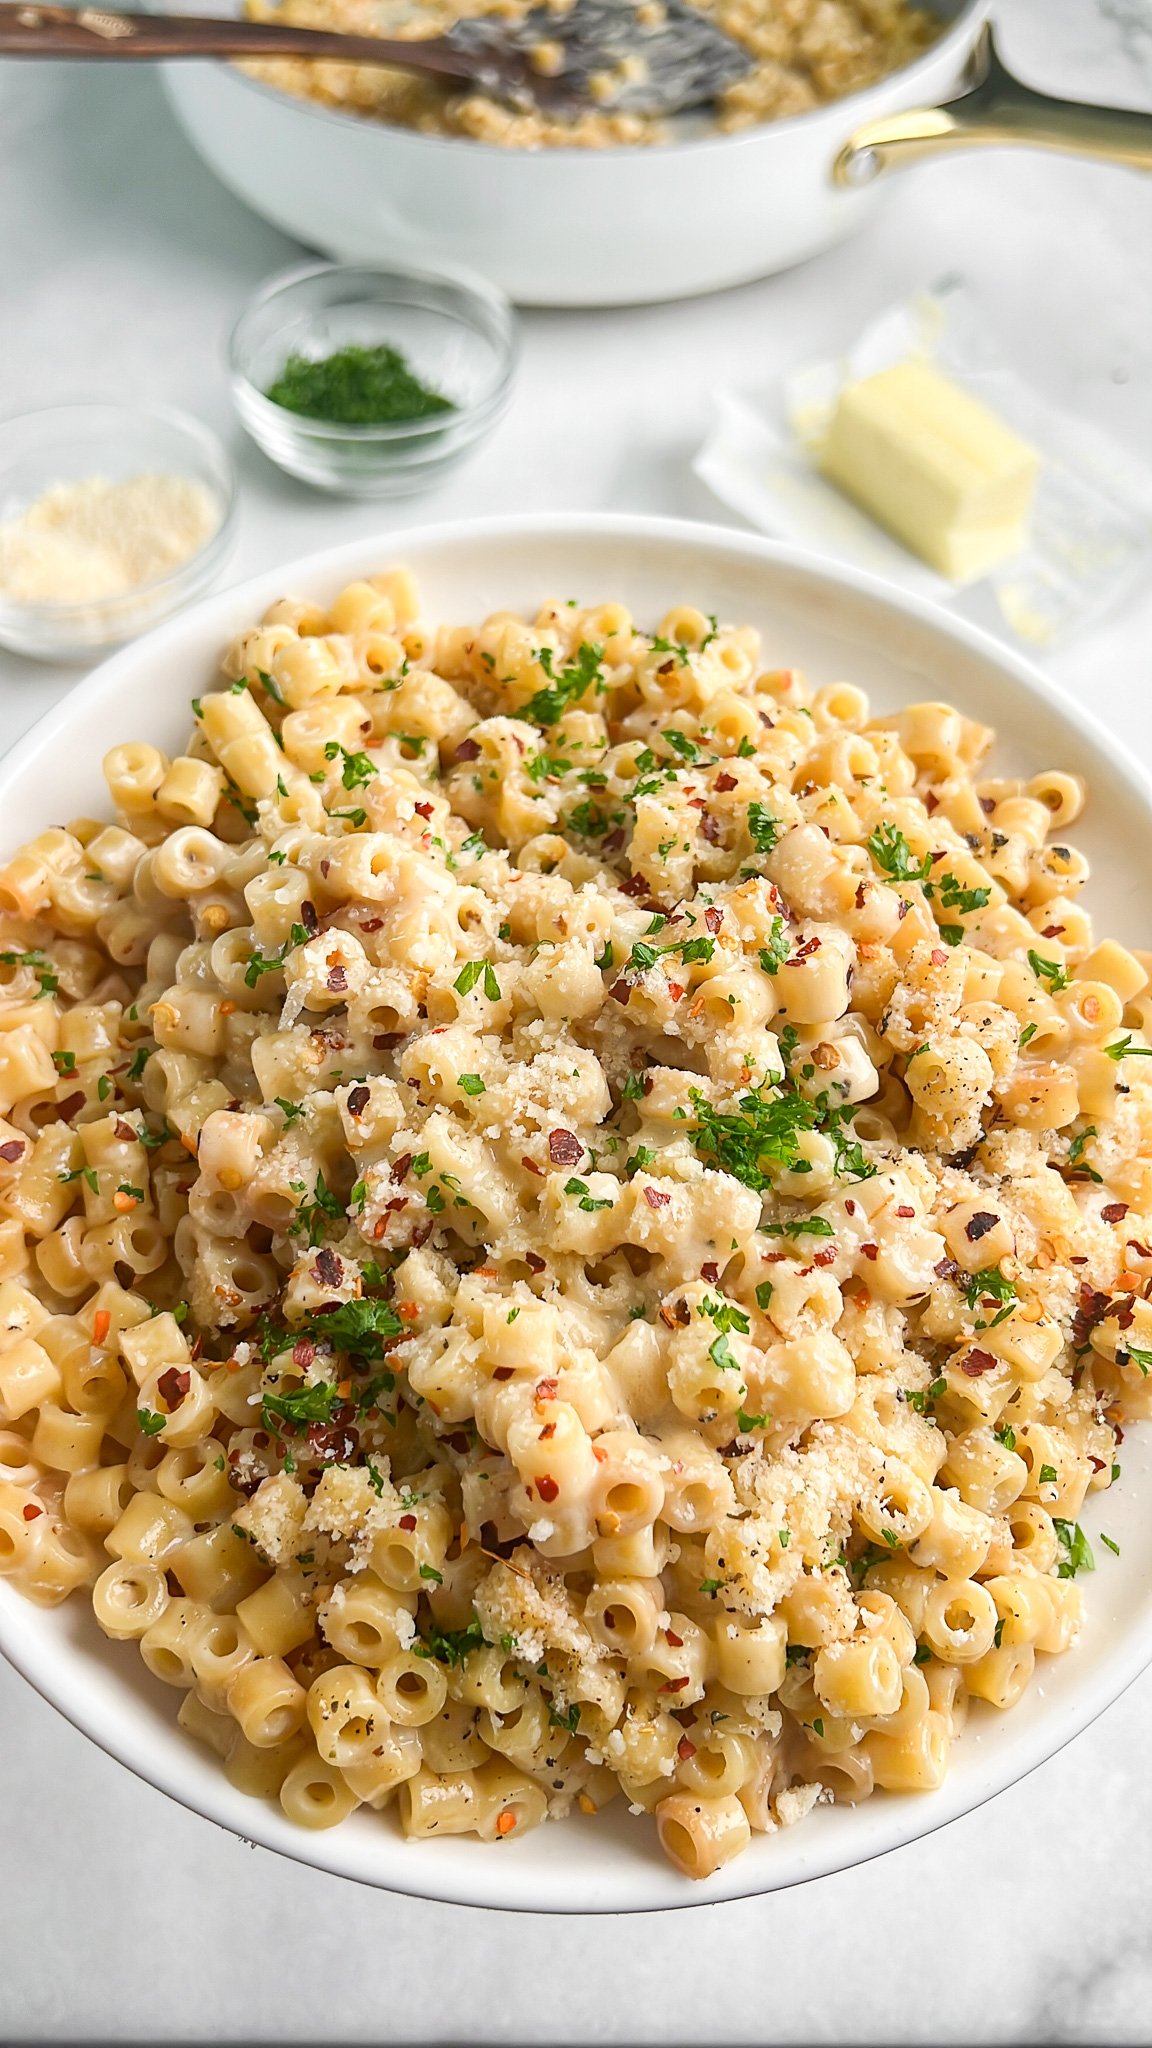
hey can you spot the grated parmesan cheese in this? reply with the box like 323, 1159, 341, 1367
0, 473, 220, 603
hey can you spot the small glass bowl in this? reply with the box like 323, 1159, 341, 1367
230, 260, 518, 498
0, 403, 236, 662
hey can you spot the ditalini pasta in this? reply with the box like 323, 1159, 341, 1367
0, 571, 1147, 1877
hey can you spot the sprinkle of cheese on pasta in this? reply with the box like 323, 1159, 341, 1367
0, 568, 1149, 1878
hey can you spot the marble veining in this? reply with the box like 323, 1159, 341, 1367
1, 1, 1151, 2039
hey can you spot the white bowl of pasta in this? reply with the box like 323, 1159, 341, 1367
1, 511, 1151, 1913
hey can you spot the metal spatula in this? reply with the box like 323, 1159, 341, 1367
0, 0, 753, 117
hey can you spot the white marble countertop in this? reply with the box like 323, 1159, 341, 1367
2, 4, 1152, 2039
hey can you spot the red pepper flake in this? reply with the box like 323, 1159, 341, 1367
980, 796, 996, 814
300, 899, 319, 935
493, 1366, 515, 1381
538, 1422, 556, 1440
935, 1256, 959, 1282
861, 1242, 878, 1261
961, 1348, 997, 1377
1089, 1455, 1106, 1472
346, 1084, 371, 1118
157, 1366, 190, 1409
602, 828, 626, 853
844, 1199, 857, 1216
700, 813, 721, 845
1102, 1203, 1128, 1223
526, 1252, 546, 1273
373, 1033, 405, 1050
496, 1809, 517, 1836
313, 1247, 343, 1289
359, 917, 384, 934
398, 1513, 417, 1532
610, 980, 632, 1006
931, 948, 949, 968
548, 1128, 583, 1167
535, 1378, 559, 1404
114, 1260, 135, 1291
644, 1185, 671, 1209
700, 1262, 720, 1284
965, 1211, 999, 1242
619, 874, 648, 899
454, 737, 481, 762
660, 1676, 690, 1693
677, 1736, 697, 1761
293, 1338, 316, 1369
390, 1154, 412, 1184
665, 1629, 684, 1647
536, 1475, 560, 1503
414, 801, 434, 821
92, 1309, 111, 1347
813, 1248, 837, 1267
113, 1118, 136, 1143
896, 1205, 915, 1219
22, 1502, 42, 1521
522, 1155, 543, 1176
713, 772, 737, 794
1041, 924, 1066, 939
327, 964, 348, 994
854, 881, 867, 911
56, 1091, 85, 1121
925, 791, 939, 814
704, 906, 724, 934
0, 1140, 24, 1163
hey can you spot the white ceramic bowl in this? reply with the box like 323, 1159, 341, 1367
2, 513, 1151, 1911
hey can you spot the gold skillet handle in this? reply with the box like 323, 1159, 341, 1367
834, 25, 1152, 187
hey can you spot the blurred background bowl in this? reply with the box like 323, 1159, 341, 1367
159, 0, 979, 307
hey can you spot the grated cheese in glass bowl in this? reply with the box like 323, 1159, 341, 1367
0, 404, 236, 661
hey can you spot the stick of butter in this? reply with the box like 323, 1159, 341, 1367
818, 359, 1039, 583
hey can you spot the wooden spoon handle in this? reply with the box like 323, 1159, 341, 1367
0, 3, 473, 77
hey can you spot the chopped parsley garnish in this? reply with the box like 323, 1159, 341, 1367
136, 1407, 166, 1436
1053, 1518, 1094, 1578
275, 1097, 305, 1125
458, 1073, 486, 1097
1028, 948, 1069, 993
244, 923, 309, 989
763, 1216, 834, 1239
292, 1170, 345, 1245
747, 803, 781, 854
522, 642, 604, 727
866, 822, 932, 885
564, 1176, 613, 1213
414, 1617, 488, 1666
1105, 1035, 1152, 1060
547, 1700, 581, 1733
963, 1266, 1017, 1327
758, 918, 791, 976
454, 960, 501, 1002
324, 740, 377, 790
700, 1296, 750, 1336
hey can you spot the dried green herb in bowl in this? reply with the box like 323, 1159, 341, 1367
265, 344, 454, 426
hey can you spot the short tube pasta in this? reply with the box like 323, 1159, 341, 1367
0, 566, 1139, 1878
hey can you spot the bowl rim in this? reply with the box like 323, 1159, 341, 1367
3, 506, 1152, 1913
229, 257, 519, 444
0, 400, 238, 619
165, 0, 980, 166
